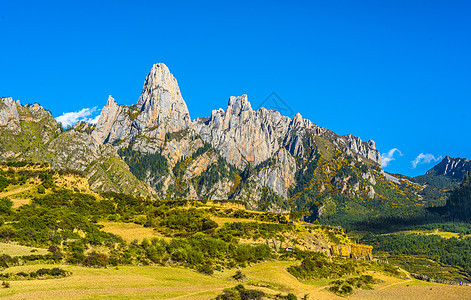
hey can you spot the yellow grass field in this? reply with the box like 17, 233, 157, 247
99, 222, 165, 242
0, 262, 469, 299
0, 264, 232, 299
210, 217, 277, 227
0, 243, 48, 257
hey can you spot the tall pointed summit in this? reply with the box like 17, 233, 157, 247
92, 63, 191, 145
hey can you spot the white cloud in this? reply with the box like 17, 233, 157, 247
381, 148, 403, 168
88, 114, 101, 125
55, 107, 100, 128
411, 153, 442, 169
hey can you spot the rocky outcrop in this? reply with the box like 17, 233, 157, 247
340, 134, 382, 165
194, 95, 289, 168
91, 95, 133, 144
92, 63, 191, 148
330, 244, 373, 260
0, 97, 19, 127
136, 63, 191, 140
426, 156, 471, 181
283, 112, 382, 165
195, 96, 382, 170
283, 113, 326, 158
258, 148, 296, 198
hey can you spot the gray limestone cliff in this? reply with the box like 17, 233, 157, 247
92, 63, 190, 147
194, 95, 289, 168
193, 94, 382, 198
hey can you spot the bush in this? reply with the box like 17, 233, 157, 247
83, 252, 108, 267
233, 270, 246, 281
215, 285, 264, 300
0, 198, 13, 215
197, 263, 213, 275
37, 186, 45, 194
0, 225, 16, 239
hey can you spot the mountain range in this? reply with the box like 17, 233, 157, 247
0, 63, 468, 222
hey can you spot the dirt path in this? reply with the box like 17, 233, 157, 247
376, 279, 413, 291
167, 287, 227, 299
0, 185, 33, 198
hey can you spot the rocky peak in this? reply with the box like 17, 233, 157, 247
92, 63, 191, 146
0, 97, 20, 127
288, 112, 322, 133
194, 95, 286, 168
339, 134, 381, 165
91, 95, 129, 144
137, 63, 180, 107
367, 140, 376, 149
106, 94, 118, 107
227, 95, 252, 116
136, 63, 190, 134
1, 97, 15, 106
427, 156, 471, 180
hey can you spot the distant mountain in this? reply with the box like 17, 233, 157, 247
413, 156, 471, 206
0, 98, 154, 197
0, 62, 425, 225
426, 156, 471, 180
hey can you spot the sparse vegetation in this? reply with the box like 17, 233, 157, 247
327, 275, 378, 296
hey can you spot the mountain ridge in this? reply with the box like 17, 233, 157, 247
1, 62, 424, 221
426, 156, 471, 181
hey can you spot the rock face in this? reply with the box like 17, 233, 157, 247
136, 63, 191, 139
0, 97, 20, 131
194, 94, 381, 198
195, 97, 382, 169
330, 244, 373, 260
91, 95, 133, 144
258, 148, 296, 198
426, 156, 471, 181
92, 63, 191, 147
194, 95, 289, 168
283, 112, 382, 165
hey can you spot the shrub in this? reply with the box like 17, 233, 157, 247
233, 270, 246, 281
197, 263, 214, 275
83, 252, 108, 267
0, 225, 16, 239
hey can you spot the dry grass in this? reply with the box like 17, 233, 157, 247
53, 174, 94, 194
0, 185, 34, 199
10, 198, 31, 209
0, 264, 231, 300
210, 217, 276, 227
0, 242, 48, 257
352, 277, 471, 300
99, 222, 165, 242
0, 261, 467, 299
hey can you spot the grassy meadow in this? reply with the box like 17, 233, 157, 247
0, 262, 469, 299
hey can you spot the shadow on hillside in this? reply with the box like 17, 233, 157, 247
350, 208, 447, 233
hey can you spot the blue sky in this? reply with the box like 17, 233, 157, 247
1, 0, 470, 176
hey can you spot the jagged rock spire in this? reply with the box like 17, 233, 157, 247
136, 63, 190, 134
92, 63, 191, 144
